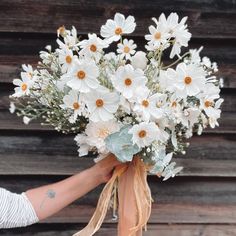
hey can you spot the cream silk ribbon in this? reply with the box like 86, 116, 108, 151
73, 157, 152, 236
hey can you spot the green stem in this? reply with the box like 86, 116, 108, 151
162, 52, 191, 70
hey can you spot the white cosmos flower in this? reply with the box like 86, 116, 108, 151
207, 98, 223, 128
180, 108, 201, 128
112, 64, 147, 100
74, 120, 120, 156
12, 76, 33, 97
66, 58, 99, 92
158, 69, 175, 92
145, 17, 170, 50
84, 88, 120, 122
133, 89, 167, 121
162, 13, 191, 58
100, 13, 136, 42
117, 38, 137, 60
57, 26, 79, 50
21, 64, 36, 80
60, 90, 85, 123
57, 45, 77, 73
129, 122, 164, 148
86, 120, 120, 153
79, 33, 108, 62
173, 63, 206, 98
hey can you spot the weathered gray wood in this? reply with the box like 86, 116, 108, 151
1, 224, 236, 236
1, 176, 236, 205
0, 153, 236, 177
43, 204, 236, 224
0, 0, 236, 38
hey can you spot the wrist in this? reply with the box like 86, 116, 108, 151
87, 165, 103, 186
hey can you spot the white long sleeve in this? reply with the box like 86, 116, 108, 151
0, 188, 39, 228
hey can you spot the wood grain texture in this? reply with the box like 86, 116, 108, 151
1, 224, 236, 236
1, 152, 236, 177
0, 1, 235, 235
0, 0, 236, 38
1, 176, 236, 205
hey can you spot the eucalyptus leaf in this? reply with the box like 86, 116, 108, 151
105, 125, 141, 162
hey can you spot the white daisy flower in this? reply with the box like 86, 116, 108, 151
66, 58, 99, 93
133, 89, 167, 121
60, 90, 85, 123
172, 63, 206, 98
79, 33, 108, 62
12, 76, 33, 97
100, 13, 136, 42
86, 120, 120, 152
180, 108, 201, 128
112, 64, 147, 100
159, 13, 191, 58
21, 64, 35, 80
208, 99, 223, 128
145, 17, 170, 50
57, 26, 79, 50
57, 45, 77, 73
84, 88, 120, 122
117, 38, 137, 60
157, 69, 174, 92
128, 122, 160, 148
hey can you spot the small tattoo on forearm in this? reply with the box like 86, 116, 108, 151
40, 189, 56, 209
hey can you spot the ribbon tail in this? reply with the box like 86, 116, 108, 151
73, 165, 127, 236
118, 157, 152, 236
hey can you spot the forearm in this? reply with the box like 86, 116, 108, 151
26, 166, 101, 221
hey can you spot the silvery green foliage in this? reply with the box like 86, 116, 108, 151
105, 125, 141, 162
150, 149, 173, 174
161, 162, 183, 181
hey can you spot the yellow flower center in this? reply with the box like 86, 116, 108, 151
21, 83, 27, 91
204, 100, 213, 108
138, 130, 147, 138
115, 27, 123, 35
155, 32, 161, 40
96, 99, 104, 107
184, 76, 192, 85
98, 128, 109, 138
73, 102, 80, 110
90, 44, 97, 52
156, 101, 162, 108
124, 46, 130, 53
66, 55, 72, 64
142, 100, 149, 107
171, 101, 177, 107
124, 78, 132, 86
77, 70, 86, 79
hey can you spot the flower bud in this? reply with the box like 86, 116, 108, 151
131, 51, 148, 70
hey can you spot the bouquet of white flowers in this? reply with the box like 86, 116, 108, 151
10, 12, 223, 236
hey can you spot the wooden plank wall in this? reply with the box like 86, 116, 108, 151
0, 1, 236, 235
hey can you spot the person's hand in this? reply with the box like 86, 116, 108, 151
92, 154, 121, 183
